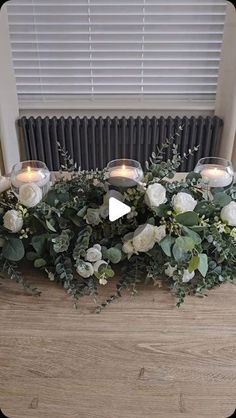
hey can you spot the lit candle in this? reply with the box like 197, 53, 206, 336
13, 166, 50, 188
109, 164, 138, 187
110, 164, 137, 180
201, 165, 233, 188
107, 159, 144, 188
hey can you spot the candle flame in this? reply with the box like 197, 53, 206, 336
27, 166, 31, 173
122, 164, 126, 170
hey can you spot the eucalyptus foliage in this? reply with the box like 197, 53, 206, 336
0, 142, 235, 310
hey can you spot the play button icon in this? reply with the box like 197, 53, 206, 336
109, 197, 131, 222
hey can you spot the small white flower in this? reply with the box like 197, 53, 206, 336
230, 228, 236, 239
145, 183, 167, 208
76, 261, 94, 278
99, 278, 108, 285
155, 225, 166, 243
3, 210, 23, 233
93, 179, 104, 188
133, 224, 158, 253
93, 244, 102, 251
172, 192, 197, 213
216, 222, 227, 233
0, 176, 11, 193
86, 247, 102, 262
182, 269, 195, 283
220, 201, 236, 227
19, 183, 42, 208
164, 263, 177, 278
93, 259, 107, 272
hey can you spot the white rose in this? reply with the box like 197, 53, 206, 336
155, 225, 166, 243
3, 210, 23, 233
93, 260, 107, 272
85, 208, 101, 226
86, 247, 102, 262
19, 183, 42, 208
76, 261, 94, 278
133, 224, 158, 253
172, 192, 197, 213
220, 201, 236, 227
182, 269, 195, 283
164, 263, 177, 278
145, 183, 167, 208
0, 176, 11, 193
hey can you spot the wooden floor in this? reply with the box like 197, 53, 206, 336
0, 269, 236, 418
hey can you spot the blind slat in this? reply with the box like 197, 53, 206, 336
7, 0, 226, 101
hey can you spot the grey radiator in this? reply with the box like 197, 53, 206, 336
19, 116, 223, 172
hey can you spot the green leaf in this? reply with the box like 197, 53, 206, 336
46, 220, 57, 232
175, 236, 195, 252
45, 190, 58, 206
172, 236, 196, 262
34, 258, 47, 268
0, 237, 5, 247
211, 187, 225, 196
106, 248, 122, 264
159, 235, 175, 257
153, 204, 170, 218
167, 172, 175, 179
175, 211, 199, 226
186, 172, 202, 182
2, 238, 25, 262
182, 226, 202, 245
46, 190, 70, 206
188, 256, 200, 273
57, 192, 70, 203
198, 253, 208, 277
195, 201, 213, 216
103, 266, 115, 278
213, 192, 231, 208
32, 235, 47, 255
69, 215, 81, 227
172, 242, 186, 262
77, 206, 87, 218
26, 251, 38, 261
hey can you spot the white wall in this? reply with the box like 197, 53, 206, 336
0, 4, 19, 174
19, 109, 214, 119
215, 1, 236, 169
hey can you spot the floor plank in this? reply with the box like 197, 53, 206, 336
0, 269, 236, 418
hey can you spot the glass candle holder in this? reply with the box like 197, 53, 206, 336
107, 159, 144, 188
11, 160, 51, 196
194, 157, 234, 189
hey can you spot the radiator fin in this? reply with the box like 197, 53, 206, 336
19, 116, 223, 172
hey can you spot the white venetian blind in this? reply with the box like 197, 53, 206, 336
7, 0, 226, 102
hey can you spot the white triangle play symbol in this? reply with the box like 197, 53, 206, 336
109, 197, 131, 222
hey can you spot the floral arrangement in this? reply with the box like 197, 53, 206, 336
0, 142, 235, 310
